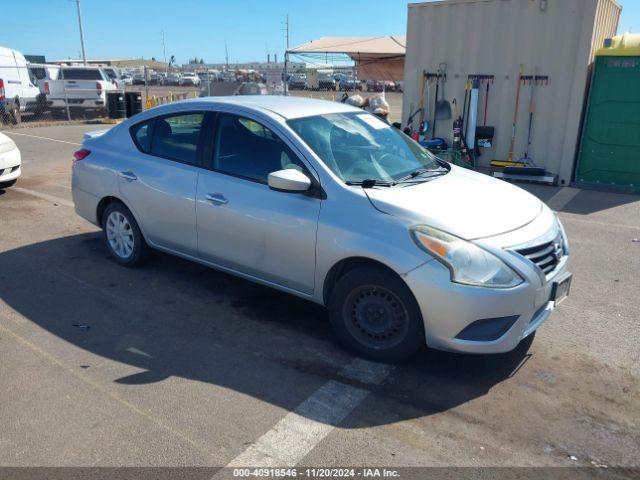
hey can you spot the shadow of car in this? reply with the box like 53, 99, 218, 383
0, 232, 535, 427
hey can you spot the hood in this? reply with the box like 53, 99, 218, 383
365, 167, 543, 240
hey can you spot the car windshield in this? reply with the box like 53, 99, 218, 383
288, 112, 447, 184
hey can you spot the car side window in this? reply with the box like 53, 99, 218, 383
214, 114, 306, 183
150, 113, 205, 165
131, 121, 152, 153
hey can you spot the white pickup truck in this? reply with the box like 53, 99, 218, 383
46, 66, 118, 118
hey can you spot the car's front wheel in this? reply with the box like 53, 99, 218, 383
102, 202, 147, 267
328, 265, 425, 363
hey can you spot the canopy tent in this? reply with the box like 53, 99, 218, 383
287, 36, 406, 81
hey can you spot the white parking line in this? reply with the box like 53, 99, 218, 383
225, 358, 394, 468
11, 186, 74, 208
3, 131, 82, 146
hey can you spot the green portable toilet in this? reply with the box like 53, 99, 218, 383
576, 33, 640, 193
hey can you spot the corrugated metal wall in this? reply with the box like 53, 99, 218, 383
403, 0, 621, 185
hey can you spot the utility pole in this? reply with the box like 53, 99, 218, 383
284, 14, 290, 96
75, 0, 87, 65
161, 30, 167, 73
225, 43, 229, 72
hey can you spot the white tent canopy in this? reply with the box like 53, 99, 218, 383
287, 36, 406, 81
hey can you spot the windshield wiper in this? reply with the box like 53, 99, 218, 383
346, 179, 396, 188
397, 168, 448, 183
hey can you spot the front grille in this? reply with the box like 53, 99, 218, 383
516, 236, 564, 275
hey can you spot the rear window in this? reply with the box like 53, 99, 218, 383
62, 69, 103, 80
131, 121, 152, 153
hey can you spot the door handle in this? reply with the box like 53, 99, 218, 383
205, 193, 228, 205
118, 170, 137, 181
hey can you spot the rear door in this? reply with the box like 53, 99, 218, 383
118, 111, 210, 256
195, 112, 321, 294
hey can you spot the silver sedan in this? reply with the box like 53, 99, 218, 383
72, 96, 571, 362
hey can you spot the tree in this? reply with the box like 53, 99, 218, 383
169, 55, 176, 67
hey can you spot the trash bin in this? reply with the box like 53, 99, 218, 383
106, 91, 126, 119
125, 91, 143, 118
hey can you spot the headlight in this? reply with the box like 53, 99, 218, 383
0, 140, 17, 155
410, 226, 524, 288
556, 215, 570, 255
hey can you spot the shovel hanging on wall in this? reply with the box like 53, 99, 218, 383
435, 63, 452, 120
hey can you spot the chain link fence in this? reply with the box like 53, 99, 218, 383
1, 64, 403, 128
0, 64, 201, 128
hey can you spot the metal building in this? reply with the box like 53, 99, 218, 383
403, 0, 621, 185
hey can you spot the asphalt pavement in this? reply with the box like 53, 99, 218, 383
0, 124, 638, 470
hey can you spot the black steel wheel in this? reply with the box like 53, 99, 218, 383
328, 265, 425, 363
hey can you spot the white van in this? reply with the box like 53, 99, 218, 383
0, 46, 42, 124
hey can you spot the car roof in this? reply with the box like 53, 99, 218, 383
179, 95, 361, 120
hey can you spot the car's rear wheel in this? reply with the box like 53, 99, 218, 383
328, 265, 425, 363
102, 202, 146, 267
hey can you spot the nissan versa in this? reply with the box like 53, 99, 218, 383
72, 96, 571, 362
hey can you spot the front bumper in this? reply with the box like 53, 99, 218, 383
0, 146, 22, 183
404, 210, 570, 354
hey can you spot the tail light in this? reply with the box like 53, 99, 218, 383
44, 81, 50, 95
0, 79, 5, 102
96, 82, 102, 95
73, 149, 91, 167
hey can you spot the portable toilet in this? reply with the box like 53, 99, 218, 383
576, 33, 640, 193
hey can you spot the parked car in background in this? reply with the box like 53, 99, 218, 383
287, 74, 306, 90
72, 96, 571, 362
132, 74, 146, 85
27, 63, 60, 110
0, 46, 43, 124
46, 66, 117, 118
164, 73, 181, 86
383, 80, 397, 92
0, 131, 21, 188
102, 68, 123, 88
366, 79, 384, 92
180, 72, 201, 86
319, 73, 337, 91
120, 74, 133, 86
339, 76, 362, 91
395, 80, 404, 92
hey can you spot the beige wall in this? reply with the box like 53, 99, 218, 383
403, 0, 620, 185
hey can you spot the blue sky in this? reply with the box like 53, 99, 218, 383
1, 0, 637, 64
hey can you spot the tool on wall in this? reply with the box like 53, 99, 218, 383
491, 68, 549, 168
466, 78, 480, 154
507, 64, 525, 163
435, 63, 452, 121
483, 80, 490, 126
519, 67, 539, 166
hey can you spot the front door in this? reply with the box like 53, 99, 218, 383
196, 113, 320, 294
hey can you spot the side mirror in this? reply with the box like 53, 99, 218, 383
268, 169, 312, 192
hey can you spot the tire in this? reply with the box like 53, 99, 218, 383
10, 101, 21, 125
51, 109, 68, 120
0, 179, 17, 189
102, 202, 147, 267
328, 265, 425, 363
